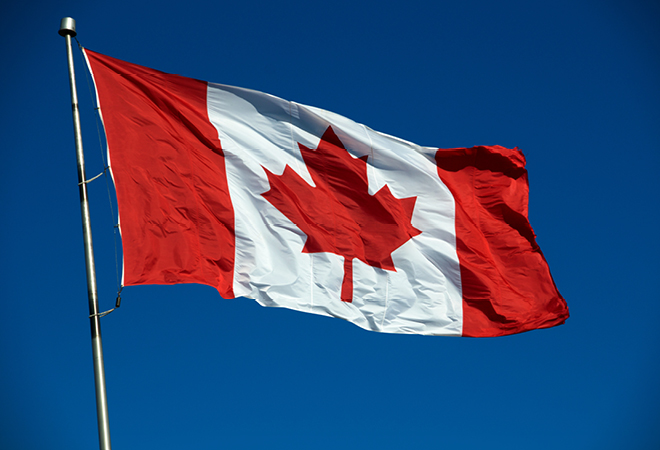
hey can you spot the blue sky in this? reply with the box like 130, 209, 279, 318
2, 1, 659, 449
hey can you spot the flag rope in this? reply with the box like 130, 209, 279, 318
76, 38, 123, 302
89, 308, 115, 319
78, 170, 106, 185
88, 284, 122, 318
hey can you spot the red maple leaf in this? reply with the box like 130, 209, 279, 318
262, 126, 421, 302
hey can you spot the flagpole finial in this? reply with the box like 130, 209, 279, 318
59, 17, 77, 37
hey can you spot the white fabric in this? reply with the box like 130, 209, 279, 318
206, 83, 463, 335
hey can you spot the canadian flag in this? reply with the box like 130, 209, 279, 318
85, 49, 568, 337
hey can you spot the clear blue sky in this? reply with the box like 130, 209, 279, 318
2, 1, 659, 449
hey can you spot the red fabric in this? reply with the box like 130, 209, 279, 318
85, 50, 235, 298
436, 146, 568, 337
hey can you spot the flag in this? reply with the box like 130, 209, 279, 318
84, 49, 568, 337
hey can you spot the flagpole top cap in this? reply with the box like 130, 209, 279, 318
59, 17, 76, 37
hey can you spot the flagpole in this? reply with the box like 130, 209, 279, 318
59, 17, 112, 450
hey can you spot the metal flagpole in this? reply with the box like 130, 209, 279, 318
59, 17, 112, 450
